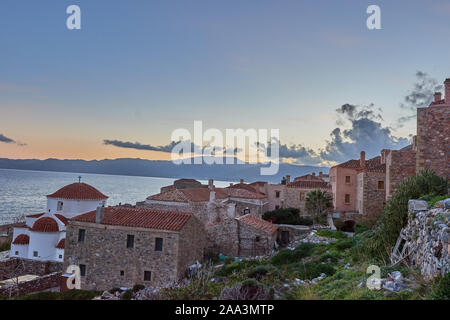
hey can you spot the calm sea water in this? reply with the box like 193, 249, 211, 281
0, 168, 230, 225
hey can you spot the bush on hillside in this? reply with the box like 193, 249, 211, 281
357, 170, 448, 262
271, 243, 316, 265
262, 208, 313, 225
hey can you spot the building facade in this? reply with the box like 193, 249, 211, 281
64, 206, 206, 290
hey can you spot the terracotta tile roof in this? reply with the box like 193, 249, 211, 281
334, 156, 382, 171
71, 206, 193, 231
237, 214, 277, 234
430, 99, 445, 106
366, 163, 386, 173
55, 238, 65, 249
174, 178, 200, 184
221, 187, 266, 199
12, 234, 30, 245
287, 180, 331, 189
228, 183, 259, 193
293, 174, 322, 182
30, 217, 59, 233
248, 181, 267, 186
55, 214, 69, 225
147, 188, 228, 202
26, 213, 45, 218
47, 183, 108, 200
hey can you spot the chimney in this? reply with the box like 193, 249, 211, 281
240, 178, 244, 184
229, 183, 233, 187
95, 206, 105, 224
209, 190, 216, 202
434, 92, 442, 103
445, 78, 450, 104
286, 175, 290, 184
360, 151, 366, 169
312, 172, 316, 176
208, 179, 214, 190
319, 172, 323, 179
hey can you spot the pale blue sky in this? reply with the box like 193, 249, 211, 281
1, 0, 449, 163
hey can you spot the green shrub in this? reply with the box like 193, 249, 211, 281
429, 273, 450, 300
247, 265, 278, 280
295, 261, 336, 280
271, 243, 316, 265
0, 242, 10, 252
120, 289, 132, 300
360, 170, 448, 262
262, 208, 313, 225
132, 284, 145, 292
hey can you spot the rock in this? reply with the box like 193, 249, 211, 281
388, 271, 402, 281
408, 200, 429, 213
444, 198, 450, 210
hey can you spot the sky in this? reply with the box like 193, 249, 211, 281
1, 0, 449, 165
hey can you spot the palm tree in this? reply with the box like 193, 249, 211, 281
305, 190, 333, 223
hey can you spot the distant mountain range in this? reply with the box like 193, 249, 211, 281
0, 158, 329, 183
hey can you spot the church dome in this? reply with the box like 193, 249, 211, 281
31, 217, 59, 232
12, 234, 30, 245
47, 182, 108, 200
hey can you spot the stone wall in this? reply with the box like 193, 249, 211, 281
0, 258, 62, 281
385, 149, 416, 200
177, 217, 207, 279
284, 187, 331, 212
0, 272, 61, 297
397, 199, 449, 280
236, 221, 276, 257
416, 105, 450, 179
357, 171, 386, 217
64, 221, 204, 291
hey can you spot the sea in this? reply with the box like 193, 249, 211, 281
0, 168, 231, 225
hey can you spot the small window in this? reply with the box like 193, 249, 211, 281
59, 254, 63, 259
255, 236, 260, 242
78, 229, 85, 242
299, 192, 305, 201
345, 194, 351, 204
155, 238, 163, 251
57, 201, 64, 211
120, 270, 124, 276
275, 205, 280, 210
275, 191, 280, 198
378, 181, 384, 190
33, 251, 38, 257
127, 235, 135, 248
144, 271, 151, 281
79, 264, 86, 277
345, 176, 351, 183
15, 251, 19, 255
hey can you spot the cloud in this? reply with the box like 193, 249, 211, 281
103, 139, 181, 152
397, 71, 443, 127
0, 133, 26, 146
320, 104, 409, 164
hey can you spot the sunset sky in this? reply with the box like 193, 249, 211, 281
1, 0, 449, 165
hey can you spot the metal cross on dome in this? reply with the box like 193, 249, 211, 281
78, 176, 82, 183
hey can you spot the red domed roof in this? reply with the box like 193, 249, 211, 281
31, 217, 59, 232
47, 183, 108, 200
12, 234, 30, 245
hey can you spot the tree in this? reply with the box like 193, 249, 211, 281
305, 190, 333, 223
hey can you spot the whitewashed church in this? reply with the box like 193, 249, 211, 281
10, 180, 108, 262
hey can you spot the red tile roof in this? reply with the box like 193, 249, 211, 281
71, 206, 193, 232
56, 238, 65, 249
430, 99, 445, 106
26, 213, 45, 218
55, 214, 69, 226
221, 187, 266, 199
287, 180, 331, 189
293, 174, 322, 182
237, 214, 277, 234
147, 188, 228, 202
12, 234, 30, 245
228, 183, 259, 193
31, 217, 59, 233
47, 183, 108, 200
334, 156, 383, 172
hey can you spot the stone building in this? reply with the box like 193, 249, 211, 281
284, 174, 332, 212
330, 152, 386, 217
235, 214, 278, 257
416, 79, 450, 179
64, 206, 206, 290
